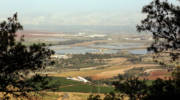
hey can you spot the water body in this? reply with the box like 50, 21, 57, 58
55, 47, 100, 54
129, 49, 147, 55
35, 37, 69, 42
46, 38, 68, 42
90, 43, 148, 54
90, 43, 143, 49
50, 43, 147, 55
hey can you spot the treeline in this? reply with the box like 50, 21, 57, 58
52, 52, 154, 69
88, 75, 180, 100
57, 38, 104, 45
89, 0, 180, 99
58, 39, 92, 45
53, 53, 114, 69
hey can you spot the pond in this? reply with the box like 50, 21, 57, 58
90, 43, 144, 49
55, 46, 99, 54
129, 49, 147, 55
50, 42, 147, 54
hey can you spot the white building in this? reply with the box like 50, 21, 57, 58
66, 76, 89, 83
51, 54, 69, 59
88, 34, 106, 38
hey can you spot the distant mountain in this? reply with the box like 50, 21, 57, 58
24, 25, 138, 34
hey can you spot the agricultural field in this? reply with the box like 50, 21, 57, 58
46, 77, 114, 93
48, 52, 165, 81
14, 31, 173, 100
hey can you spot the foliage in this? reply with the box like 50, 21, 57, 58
113, 75, 147, 100
54, 53, 113, 69
0, 13, 55, 99
88, 0, 180, 100
88, 76, 180, 100
112, 76, 180, 100
137, 0, 180, 65
142, 78, 180, 100
88, 94, 102, 100
103, 92, 124, 100
53, 52, 149, 70
58, 39, 92, 45
88, 1, 180, 99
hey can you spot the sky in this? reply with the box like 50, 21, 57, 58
0, 0, 178, 32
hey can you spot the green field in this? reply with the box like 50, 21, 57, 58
47, 77, 114, 93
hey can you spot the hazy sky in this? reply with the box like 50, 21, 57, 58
0, 0, 178, 30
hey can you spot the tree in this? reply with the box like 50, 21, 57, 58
87, 75, 147, 100
0, 13, 55, 99
137, 0, 180, 66
136, 1, 180, 99
88, 0, 180, 100
142, 78, 180, 100
88, 94, 102, 100
113, 76, 147, 100
103, 92, 123, 100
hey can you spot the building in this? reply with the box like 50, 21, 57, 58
66, 76, 89, 83
51, 54, 69, 59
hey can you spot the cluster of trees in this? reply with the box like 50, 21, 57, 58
54, 53, 113, 69
0, 0, 180, 99
137, 0, 180, 65
88, 76, 180, 100
88, 0, 180, 100
0, 13, 57, 99
57, 39, 92, 45
53, 52, 146, 69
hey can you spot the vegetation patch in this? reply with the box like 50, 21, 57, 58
44, 77, 114, 93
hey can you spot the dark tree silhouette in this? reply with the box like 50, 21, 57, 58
88, 92, 123, 100
103, 92, 123, 100
113, 76, 147, 100
142, 78, 180, 100
137, 0, 180, 64
0, 13, 55, 99
88, 0, 180, 100
88, 94, 102, 100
